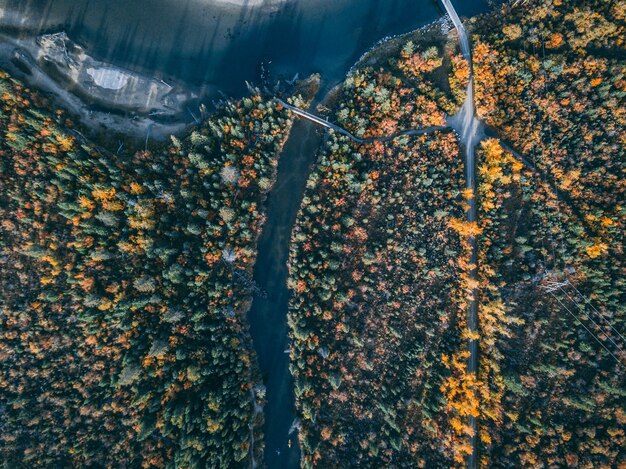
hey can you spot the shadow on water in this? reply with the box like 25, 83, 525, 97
0, 0, 490, 98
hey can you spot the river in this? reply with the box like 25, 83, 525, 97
248, 110, 322, 469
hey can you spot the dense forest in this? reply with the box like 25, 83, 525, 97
287, 37, 477, 467
288, 0, 624, 467
475, 138, 625, 466
471, 0, 625, 465
0, 69, 304, 466
1, 0, 624, 466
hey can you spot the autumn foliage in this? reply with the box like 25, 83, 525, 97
0, 69, 301, 466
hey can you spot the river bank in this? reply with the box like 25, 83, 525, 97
0, 31, 197, 143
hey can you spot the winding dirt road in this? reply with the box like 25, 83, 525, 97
277, 98, 448, 144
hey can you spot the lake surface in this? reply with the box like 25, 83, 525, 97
0, 0, 491, 97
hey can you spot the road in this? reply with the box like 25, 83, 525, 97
441, 0, 482, 467
278, 99, 448, 144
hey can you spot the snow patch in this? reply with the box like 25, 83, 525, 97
86, 67, 131, 90
210, 0, 288, 7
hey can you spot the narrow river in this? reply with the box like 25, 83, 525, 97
247, 108, 323, 468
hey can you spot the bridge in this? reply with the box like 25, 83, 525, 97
277, 98, 447, 145
277, 99, 366, 143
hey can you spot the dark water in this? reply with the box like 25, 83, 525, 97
248, 116, 322, 469
0, 0, 490, 97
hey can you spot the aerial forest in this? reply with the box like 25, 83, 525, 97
288, 0, 624, 466
0, 69, 304, 467
0, 0, 624, 466
288, 32, 478, 467
472, 0, 625, 465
